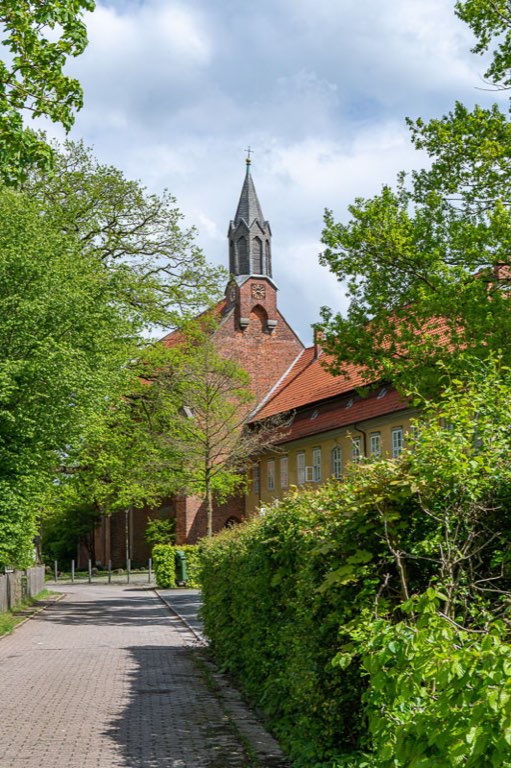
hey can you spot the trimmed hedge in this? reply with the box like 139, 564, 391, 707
152, 543, 201, 588
199, 482, 383, 766
200, 372, 511, 767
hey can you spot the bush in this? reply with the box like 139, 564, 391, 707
152, 543, 201, 588
152, 544, 176, 588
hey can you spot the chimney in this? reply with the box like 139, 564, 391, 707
313, 328, 324, 360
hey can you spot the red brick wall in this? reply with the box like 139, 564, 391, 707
174, 493, 246, 544
216, 277, 303, 403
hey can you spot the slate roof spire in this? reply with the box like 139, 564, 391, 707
228, 157, 272, 279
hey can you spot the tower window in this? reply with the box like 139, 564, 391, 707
252, 237, 263, 274
237, 236, 249, 273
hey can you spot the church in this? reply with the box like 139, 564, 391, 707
92, 160, 416, 566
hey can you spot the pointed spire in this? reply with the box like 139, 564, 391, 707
228, 156, 272, 279
234, 163, 265, 227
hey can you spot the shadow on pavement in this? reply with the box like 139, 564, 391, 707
103, 644, 252, 768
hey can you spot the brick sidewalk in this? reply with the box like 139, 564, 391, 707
0, 585, 287, 768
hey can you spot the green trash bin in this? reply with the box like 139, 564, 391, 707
175, 550, 188, 585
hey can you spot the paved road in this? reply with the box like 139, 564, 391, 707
157, 589, 203, 640
0, 585, 287, 768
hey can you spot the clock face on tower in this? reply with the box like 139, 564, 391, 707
229, 287, 236, 302
251, 283, 266, 300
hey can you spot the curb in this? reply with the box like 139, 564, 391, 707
0, 592, 66, 640
154, 589, 207, 645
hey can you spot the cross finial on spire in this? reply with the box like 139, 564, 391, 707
245, 145, 253, 168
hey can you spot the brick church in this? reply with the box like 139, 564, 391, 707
92, 159, 419, 568
93, 159, 304, 566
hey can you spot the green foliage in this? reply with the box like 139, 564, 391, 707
317, 4, 511, 396
178, 544, 201, 588
456, 0, 511, 89
346, 594, 511, 768
0, 1, 95, 184
24, 141, 225, 328
0, 183, 142, 568
200, 365, 511, 766
145, 518, 176, 548
152, 543, 201, 588
152, 544, 176, 589
41, 500, 101, 566
140, 324, 285, 537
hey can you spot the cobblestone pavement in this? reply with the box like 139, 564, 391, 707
0, 585, 288, 768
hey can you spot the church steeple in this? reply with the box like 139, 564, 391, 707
228, 158, 272, 279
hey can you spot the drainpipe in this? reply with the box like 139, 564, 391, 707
352, 423, 367, 458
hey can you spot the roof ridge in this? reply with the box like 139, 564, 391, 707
249, 347, 314, 420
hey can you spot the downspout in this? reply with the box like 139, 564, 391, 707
352, 423, 367, 458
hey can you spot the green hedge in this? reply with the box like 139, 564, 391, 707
200, 459, 511, 767
200, 481, 384, 766
152, 543, 201, 588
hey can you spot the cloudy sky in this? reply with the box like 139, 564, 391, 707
49, 0, 502, 343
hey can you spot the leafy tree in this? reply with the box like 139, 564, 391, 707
317, 5, 511, 395
0, 0, 94, 184
0, 182, 143, 567
456, 0, 511, 89
23, 141, 225, 329
145, 518, 176, 549
143, 327, 288, 537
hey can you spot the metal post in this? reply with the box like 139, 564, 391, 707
108, 559, 112, 584
54, 560, 58, 583
127, 558, 131, 584
148, 558, 152, 584
88, 559, 92, 584
71, 560, 75, 583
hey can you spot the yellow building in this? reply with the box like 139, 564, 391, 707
246, 342, 418, 512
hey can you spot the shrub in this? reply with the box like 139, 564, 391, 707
152, 544, 175, 588
152, 543, 201, 588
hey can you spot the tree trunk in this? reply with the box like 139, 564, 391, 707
206, 480, 213, 538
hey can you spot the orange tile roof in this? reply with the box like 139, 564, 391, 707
252, 347, 372, 421
272, 387, 409, 444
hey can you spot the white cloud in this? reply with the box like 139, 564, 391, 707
52, 0, 506, 343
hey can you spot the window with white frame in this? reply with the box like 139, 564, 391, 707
351, 436, 362, 462
331, 446, 342, 479
280, 456, 289, 489
312, 447, 322, 482
392, 427, 404, 458
267, 460, 275, 491
370, 432, 381, 457
252, 464, 260, 493
297, 451, 306, 484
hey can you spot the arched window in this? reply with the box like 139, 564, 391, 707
331, 446, 342, 479
237, 236, 249, 273
252, 237, 263, 274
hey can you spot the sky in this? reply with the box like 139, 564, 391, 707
46, 0, 503, 344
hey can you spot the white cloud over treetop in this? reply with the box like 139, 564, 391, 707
57, 0, 502, 341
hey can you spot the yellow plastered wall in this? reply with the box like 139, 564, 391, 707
246, 408, 417, 514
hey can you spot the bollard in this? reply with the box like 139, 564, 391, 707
54, 560, 58, 583
88, 559, 92, 584
148, 558, 152, 584
71, 560, 75, 583
108, 559, 112, 584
